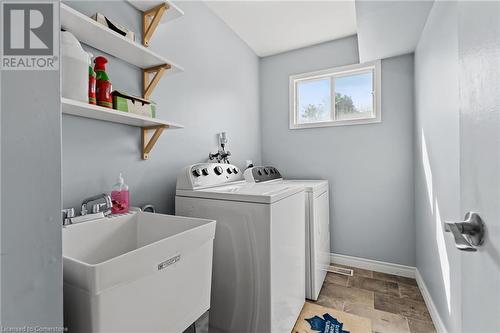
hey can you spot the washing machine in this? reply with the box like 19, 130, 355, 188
175, 163, 305, 333
244, 166, 330, 301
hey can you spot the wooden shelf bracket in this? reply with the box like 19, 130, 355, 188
141, 125, 168, 160
142, 3, 169, 47
143, 64, 170, 99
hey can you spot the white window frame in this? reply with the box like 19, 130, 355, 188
289, 60, 382, 129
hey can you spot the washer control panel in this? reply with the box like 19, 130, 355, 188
177, 163, 243, 190
244, 166, 282, 183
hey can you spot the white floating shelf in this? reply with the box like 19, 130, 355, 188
60, 3, 183, 72
62, 98, 184, 129
128, 0, 184, 23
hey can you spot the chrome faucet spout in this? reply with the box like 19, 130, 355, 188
81, 193, 112, 216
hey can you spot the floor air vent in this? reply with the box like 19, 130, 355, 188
327, 266, 354, 276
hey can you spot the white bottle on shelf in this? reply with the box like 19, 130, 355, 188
61, 30, 88, 103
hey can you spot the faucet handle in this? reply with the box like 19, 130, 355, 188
92, 203, 106, 214
104, 194, 112, 212
209, 152, 219, 160
92, 201, 112, 216
62, 208, 75, 226
81, 203, 88, 216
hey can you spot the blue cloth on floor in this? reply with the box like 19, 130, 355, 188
305, 313, 349, 333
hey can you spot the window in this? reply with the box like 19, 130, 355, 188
289, 61, 381, 129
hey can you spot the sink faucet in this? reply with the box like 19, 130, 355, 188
62, 193, 113, 226
81, 193, 112, 216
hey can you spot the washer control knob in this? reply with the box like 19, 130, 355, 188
264, 168, 270, 175
227, 168, 233, 174
202, 168, 209, 176
192, 169, 202, 177
214, 166, 223, 175
233, 167, 239, 174
257, 170, 262, 176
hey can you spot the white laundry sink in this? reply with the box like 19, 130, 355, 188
62, 211, 215, 333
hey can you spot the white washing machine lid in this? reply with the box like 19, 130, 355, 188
281, 180, 328, 193
176, 182, 304, 204
265, 179, 328, 194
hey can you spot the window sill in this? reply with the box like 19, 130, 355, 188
289, 117, 381, 129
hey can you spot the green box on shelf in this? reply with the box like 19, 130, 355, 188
112, 91, 156, 118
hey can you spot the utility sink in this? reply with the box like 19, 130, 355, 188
63, 211, 215, 333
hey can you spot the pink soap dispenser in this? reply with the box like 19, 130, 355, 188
111, 173, 129, 214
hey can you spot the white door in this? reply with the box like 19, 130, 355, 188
457, 2, 500, 332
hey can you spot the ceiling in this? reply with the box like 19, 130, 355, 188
205, 1, 357, 57
355, 1, 434, 62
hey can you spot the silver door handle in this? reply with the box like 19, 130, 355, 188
444, 212, 485, 251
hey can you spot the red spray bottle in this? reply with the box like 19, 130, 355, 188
94, 56, 113, 108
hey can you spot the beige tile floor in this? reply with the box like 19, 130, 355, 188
311, 265, 436, 333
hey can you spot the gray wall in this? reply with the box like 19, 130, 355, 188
62, 1, 261, 213
260, 36, 416, 266
414, 2, 461, 332
0, 1, 63, 328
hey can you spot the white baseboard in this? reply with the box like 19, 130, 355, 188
330, 253, 416, 278
415, 269, 447, 333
